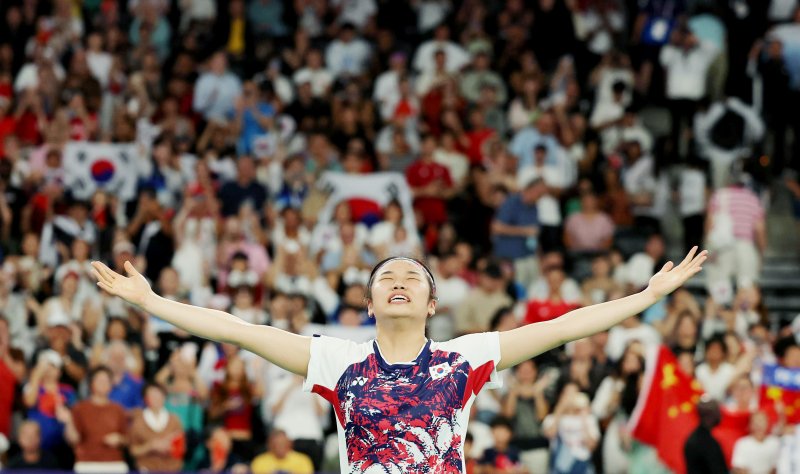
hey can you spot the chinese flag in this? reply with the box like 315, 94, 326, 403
629, 345, 704, 474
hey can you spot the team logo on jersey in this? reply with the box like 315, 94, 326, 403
429, 363, 452, 381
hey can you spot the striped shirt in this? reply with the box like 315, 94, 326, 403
708, 187, 764, 242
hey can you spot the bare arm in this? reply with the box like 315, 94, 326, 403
754, 218, 767, 255
92, 261, 311, 376
498, 248, 707, 370
491, 220, 538, 238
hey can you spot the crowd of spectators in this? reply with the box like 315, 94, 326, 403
0, 0, 799, 473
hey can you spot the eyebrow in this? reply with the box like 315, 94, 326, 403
377, 270, 423, 276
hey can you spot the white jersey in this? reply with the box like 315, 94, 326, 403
303, 332, 503, 473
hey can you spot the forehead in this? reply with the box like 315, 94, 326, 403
374, 259, 425, 277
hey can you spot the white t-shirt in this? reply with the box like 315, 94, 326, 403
732, 435, 780, 474
543, 414, 600, 461
695, 362, 736, 401
679, 168, 707, 216
303, 332, 503, 473
268, 368, 329, 441
293, 67, 333, 97
325, 38, 372, 78
435, 276, 471, 316
605, 324, 661, 362
332, 0, 377, 29
660, 42, 719, 100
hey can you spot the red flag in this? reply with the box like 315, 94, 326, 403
629, 345, 704, 474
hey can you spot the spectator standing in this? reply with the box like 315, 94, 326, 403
684, 399, 728, 474
491, 175, 546, 289
193, 52, 243, 122
61, 366, 128, 473
660, 25, 719, 153
704, 172, 766, 290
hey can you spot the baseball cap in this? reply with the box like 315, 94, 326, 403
47, 312, 72, 328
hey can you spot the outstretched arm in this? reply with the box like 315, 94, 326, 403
497, 247, 707, 371
91, 261, 311, 376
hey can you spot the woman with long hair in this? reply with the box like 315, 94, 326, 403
91, 247, 706, 473
207, 356, 261, 460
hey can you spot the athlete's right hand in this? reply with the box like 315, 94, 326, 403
91, 260, 153, 308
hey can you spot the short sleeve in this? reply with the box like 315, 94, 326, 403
439, 332, 503, 392
302, 335, 368, 393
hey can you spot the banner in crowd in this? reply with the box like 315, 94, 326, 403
316, 171, 417, 234
760, 363, 800, 424
629, 345, 704, 474
63, 142, 140, 202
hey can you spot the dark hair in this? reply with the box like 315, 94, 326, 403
489, 306, 514, 331
89, 365, 113, 385
697, 399, 721, 429
704, 334, 727, 356
774, 336, 800, 360
490, 416, 513, 431
365, 257, 437, 301
142, 381, 167, 398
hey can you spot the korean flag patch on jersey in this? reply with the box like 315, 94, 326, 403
429, 362, 452, 381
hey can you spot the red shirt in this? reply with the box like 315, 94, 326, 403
0, 116, 16, 156
69, 114, 97, 141
462, 128, 495, 165
524, 299, 582, 325
0, 358, 16, 436
14, 111, 42, 146
405, 159, 453, 226
213, 385, 252, 433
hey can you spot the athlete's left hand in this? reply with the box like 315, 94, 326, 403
646, 246, 708, 299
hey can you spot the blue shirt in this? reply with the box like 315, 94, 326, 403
235, 102, 275, 155
509, 127, 562, 169
192, 72, 243, 121
492, 194, 539, 260
110, 372, 144, 410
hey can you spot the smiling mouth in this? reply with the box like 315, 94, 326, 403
389, 295, 410, 304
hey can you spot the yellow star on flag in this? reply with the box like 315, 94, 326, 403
767, 387, 784, 401
668, 406, 679, 418
661, 363, 678, 389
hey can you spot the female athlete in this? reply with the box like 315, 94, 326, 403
91, 247, 706, 473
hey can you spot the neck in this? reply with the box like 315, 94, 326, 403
375, 321, 427, 364
22, 449, 40, 461
90, 395, 109, 405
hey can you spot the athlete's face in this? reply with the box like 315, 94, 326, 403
368, 259, 436, 322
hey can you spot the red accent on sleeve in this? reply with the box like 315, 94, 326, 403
461, 361, 496, 407
312, 384, 345, 427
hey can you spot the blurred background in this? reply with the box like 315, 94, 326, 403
0, 0, 798, 473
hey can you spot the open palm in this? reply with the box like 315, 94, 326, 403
91, 260, 152, 307
646, 246, 708, 299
